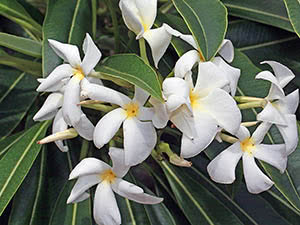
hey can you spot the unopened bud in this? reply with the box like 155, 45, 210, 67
169, 154, 192, 167
241, 121, 259, 127
37, 128, 78, 144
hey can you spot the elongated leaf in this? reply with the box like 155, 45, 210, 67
0, 132, 24, 159
0, 55, 42, 76
0, 68, 39, 140
42, 0, 93, 76
172, 0, 227, 60
96, 54, 163, 101
0, 32, 42, 57
232, 50, 300, 211
284, 0, 300, 37
8, 150, 47, 225
0, 0, 42, 37
222, 0, 294, 32
49, 181, 92, 225
0, 121, 50, 216
160, 160, 243, 225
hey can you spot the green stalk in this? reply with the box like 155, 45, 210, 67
79, 140, 89, 160
139, 38, 150, 65
105, 0, 120, 53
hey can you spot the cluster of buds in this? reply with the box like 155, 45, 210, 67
33, 0, 299, 224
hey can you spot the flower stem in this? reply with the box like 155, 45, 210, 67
139, 38, 150, 65
79, 140, 89, 160
104, 0, 120, 53
238, 100, 267, 110
234, 96, 265, 103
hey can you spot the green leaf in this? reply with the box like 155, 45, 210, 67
232, 50, 300, 211
42, 0, 93, 76
283, 0, 300, 37
8, 150, 47, 225
0, 32, 42, 57
49, 181, 92, 225
160, 160, 243, 225
0, 55, 42, 76
0, 0, 42, 37
96, 54, 163, 101
0, 132, 24, 159
222, 0, 294, 32
172, 0, 227, 60
0, 121, 50, 216
0, 68, 39, 140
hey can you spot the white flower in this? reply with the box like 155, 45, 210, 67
82, 83, 157, 166
119, 0, 174, 68
255, 61, 299, 154
35, 33, 102, 141
207, 123, 287, 194
67, 147, 163, 225
162, 61, 241, 158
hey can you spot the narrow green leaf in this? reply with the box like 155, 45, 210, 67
172, 0, 227, 60
0, 121, 50, 216
283, 0, 300, 37
0, 68, 39, 140
96, 54, 163, 101
160, 160, 243, 225
0, 55, 42, 76
0, 32, 42, 58
49, 181, 92, 225
232, 50, 300, 211
222, 0, 294, 32
42, 0, 93, 76
8, 150, 47, 225
0, 0, 42, 37
0, 132, 24, 159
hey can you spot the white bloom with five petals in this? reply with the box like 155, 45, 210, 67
255, 61, 299, 154
36, 33, 102, 141
67, 147, 163, 225
119, 0, 174, 67
207, 123, 287, 194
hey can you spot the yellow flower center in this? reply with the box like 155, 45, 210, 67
142, 22, 148, 32
240, 137, 256, 155
124, 102, 139, 118
100, 169, 116, 184
189, 89, 202, 110
73, 66, 85, 80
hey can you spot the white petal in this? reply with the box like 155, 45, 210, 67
33, 93, 63, 121
133, 86, 149, 106
69, 158, 111, 180
81, 33, 101, 75
109, 147, 130, 178
174, 50, 200, 79
166, 94, 191, 113
94, 108, 127, 149
123, 118, 156, 166
251, 122, 272, 144
37, 77, 68, 92
235, 126, 250, 141
195, 62, 229, 97
169, 106, 196, 139
277, 89, 299, 114
119, 0, 144, 36
143, 25, 172, 68
71, 192, 90, 203
212, 57, 240, 96
207, 142, 243, 184
134, 0, 157, 30
179, 34, 198, 49
199, 88, 241, 134
163, 23, 182, 37
73, 114, 94, 140
257, 102, 286, 125
67, 175, 101, 203
83, 83, 131, 107
261, 61, 295, 88
52, 109, 68, 152
94, 182, 121, 225
149, 97, 169, 129
277, 114, 298, 155
243, 154, 274, 194
254, 144, 287, 173
181, 113, 219, 158
48, 39, 81, 67
86, 76, 103, 86
218, 39, 234, 63
138, 107, 154, 121
112, 178, 163, 204
36, 64, 73, 92
162, 77, 190, 98
255, 71, 285, 100
62, 76, 82, 125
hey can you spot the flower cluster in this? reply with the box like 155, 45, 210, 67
34, 0, 299, 224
